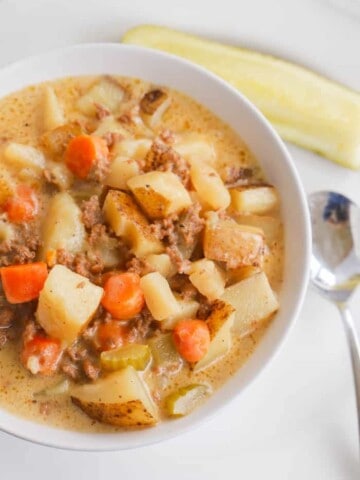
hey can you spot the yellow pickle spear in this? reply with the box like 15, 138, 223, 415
100, 344, 151, 371
123, 25, 360, 170
165, 384, 210, 417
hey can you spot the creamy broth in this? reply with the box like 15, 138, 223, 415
0, 76, 283, 432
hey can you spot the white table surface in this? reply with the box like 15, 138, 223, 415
0, 0, 359, 478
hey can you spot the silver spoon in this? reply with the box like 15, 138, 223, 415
309, 191, 360, 441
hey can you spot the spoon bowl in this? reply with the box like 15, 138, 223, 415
309, 191, 360, 304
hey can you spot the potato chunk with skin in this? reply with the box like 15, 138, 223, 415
43, 86, 65, 131
71, 367, 158, 427
77, 77, 125, 116
140, 89, 171, 128
36, 265, 103, 345
204, 214, 264, 269
128, 171, 192, 219
190, 162, 230, 210
39, 192, 86, 259
231, 185, 279, 214
3, 143, 45, 171
105, 156, 140, 190
103, 190, 163, 258
221, 272, 279, 336
140, 272, 180, 321
189, 259, 225, 300
41, 122, 83, 158
194, 300, 235, 371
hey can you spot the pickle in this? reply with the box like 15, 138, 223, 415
165, 384, 209, 417
123, 25, 360, 170
100, 344, 151, 371
148, 333, 182, 368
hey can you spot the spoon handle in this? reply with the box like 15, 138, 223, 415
338, 305, 360, 441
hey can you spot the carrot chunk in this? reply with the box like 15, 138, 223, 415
5, 185, 39, 223
173, 319, 210, 362
21, 335, 62, 376
96, 321, 130, 351
1, 262, 48, 304
101, 273, 145, 320
65, 134, 109, 179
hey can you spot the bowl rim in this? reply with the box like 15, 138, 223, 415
0, 42, 311, 451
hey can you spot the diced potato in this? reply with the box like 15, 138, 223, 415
41, 122, 83, 157
112, 138, 152, 159
71, 367, 158, 427
165, 384, 209, 417
140, 89, 171, 128
44, 161, 74, 190
3, 143, 45, 171
145, 253, 177, 278
174, 133, 216, 166
0, 219, 15, 243
204, 213, 264, 269
103, 190, 164, 257
161, 297, 199, 330
140, 272, 180, 321
36, 265, 103, 345
128, 171, 192, 219
194, 300, 235, 371
97, 237, 122, 268
221, 272, 279, 336
189, 259, 225, 300
77, 77, 125, 116
35, 379, 70, 397
43, 86, 65, 131
235, 214, 282, 244
190, 162, 230, 210
100, 344, 151, 371
39, 192, 86, 259
0, 164, 16, 204
92, 115, 130, 138
227, 265, 261, 285
105, 156, 140, 190
231, 185, 279, 214
148, 333, 182, 369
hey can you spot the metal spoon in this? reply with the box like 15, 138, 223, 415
309, 191, 360, 440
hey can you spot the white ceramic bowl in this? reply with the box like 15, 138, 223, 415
0, 43, 310, 451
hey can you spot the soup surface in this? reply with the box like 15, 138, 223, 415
0, 76, 283, 431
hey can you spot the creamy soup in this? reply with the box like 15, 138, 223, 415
0, 76, 283, 431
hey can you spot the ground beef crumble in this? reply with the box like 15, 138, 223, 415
129, 308, 158, 340
144, 140, 190, 186
150, 213, 179, 244
168, 274, 197, 300
94, 102, 111, 120
196, 298, 214, 319
81, 195, 103, 229
56, 249, 104, 281
82, 358, 100, 381
223, 166, 253, 187
89, 153, 110, 183
0, 223, 40, 267
0, 308, 14, 328
166, 245, 191, 275
177, 203, 204, 246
